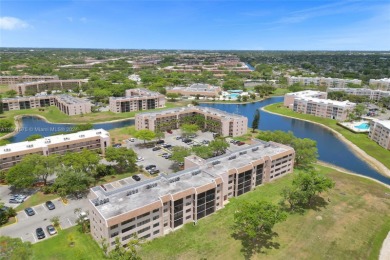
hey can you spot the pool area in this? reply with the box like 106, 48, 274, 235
339, 121, 370, 133
229, 93, 240, 99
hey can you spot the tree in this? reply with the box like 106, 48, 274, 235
134, 129, 156, 144
108, 236, 142, 260
0, 98, 3, 114
242, 95, 248, 102
251, 109, 260, 133
24, 134, 43, 141
171, 146, 192, 163
62, 149, 100, 179
74, 208, 89, 233
0, 236, 32, 260
155, 131, 165, 141
353, 104, 365, 119
5, 90, 17, 98
6, 162, 36, 189
192, 145, 213, 159
166, 93, 179, 101
232, 201, 287, 258
209, 138, 229, 155
180, 124, 199, 137
50, 216, 60, 228
53, 167, 94, 197
105, 147, 137, 173
0, 119, 13, 133
32, 154, 59, 186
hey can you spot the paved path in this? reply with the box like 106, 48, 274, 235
379, 231, 390, 260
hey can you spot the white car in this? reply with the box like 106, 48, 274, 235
129, 138, 135, 142
136, 157, 144, 162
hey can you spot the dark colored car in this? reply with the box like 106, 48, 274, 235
149, 169, 160, 175
25, 207, 35, 216
163, 144, 172, 149
237, 141, 245, 146
156, 140, 165, 144
36, 227, 46, 239
182, 138, 192, 143
152, 146, 161, 151
145, 165, 156, 170
9, 198, 21, 204
132, 175, 141, 181
167, 130, 173, 134
113, 143, 121, 148
45, 201, 55, 210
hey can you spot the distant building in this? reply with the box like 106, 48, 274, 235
0, 129, 110, 171
109, 88, 166, 113
369, 119, 390, 150
328, 88, 390, 102
10, 79, 88, 95
287, 76, 361, 88
88, 140, 295, 250
284, 90, 355, 121
1, 95, 92, 116
135, 106, 247, 137
0, 75, 59, 85
166, 84, 222, 97
369, 78, 390, 91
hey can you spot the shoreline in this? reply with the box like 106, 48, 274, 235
262, 106, 390, 178
0, 114, 136, 141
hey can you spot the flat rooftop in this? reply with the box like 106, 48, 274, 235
56, 94, 90, 105
295, 97, 356, 107
0, 129, 109, 155
373, 119, 390, 129
135, 106, 246, 120
90, 140, 292, 220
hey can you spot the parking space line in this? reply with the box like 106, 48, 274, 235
32, 233, 37, 243
20, 236, 24, 242
42, 205, 48, 211
67, 218, 72, 226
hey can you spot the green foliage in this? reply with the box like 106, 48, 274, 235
4, 90, 17, 98
6, 162, 37, 188
105, 147, 137, 173
222, 79, 243, 91
192, 145, 213, 159
171, 146, 192, 163
166, 93, 180, 101
50, 216, 60, 228
53, 167, 95, 197
209, 138, 229, 155
0, 139, 10, 146
0, 236, 32, 260
134, 129, 156, 143
108, 236, 141, 260
256, 130, 318, 169
155, 131, 165, 140
24, 134, 43, 141
251, 109, 260, 132
62, 149, 100, 178
0, 119, 14, 133
180, 124, 199, 137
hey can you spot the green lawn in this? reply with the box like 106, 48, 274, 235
15, 192, 59, 212
264, 103, 390, 171
140, 165, 390, 260
32, 226, 104, 260
272, 88, 290, 96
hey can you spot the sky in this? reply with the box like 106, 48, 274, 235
1, 0, 390, 50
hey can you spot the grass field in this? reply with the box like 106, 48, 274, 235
32, 226, 104, 260
264, 103, 390, 172
140, 165, 390, 260
14, 192, 59, 212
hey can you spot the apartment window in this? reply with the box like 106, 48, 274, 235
186, 215, 191, 220
153, 223, 159, 228
110, 224, 118, 230
137, 212, 150, 219
122, 234, 134, 241
141, 234, 151, 239
152, 208, 159, 213
153, 230, 160, 235
121, 218, 134, 226
122, 225, 135, 234
153, 215, 159, 221
110, 232, 119, 238
137, 219, 150, 227
138, 226, 150, 234
186, 208, 191, 213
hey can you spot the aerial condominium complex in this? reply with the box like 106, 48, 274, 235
284, 90, 355, 121
283, 90, 328, 108
109, 88, 166, 113
0, 129, 110, 171
328, 88, 390, 102
1, 95, 92, 116
166, 83, 222, 97
10, 79, 88, 95
369, 78, 390, 91
88, 140, 295, 249
369, 120, 390, 150
135, 106, 248, 137
0, 75, 59, 85
287, 76, 361, 88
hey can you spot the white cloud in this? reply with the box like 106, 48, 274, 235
0, 17, 30, 30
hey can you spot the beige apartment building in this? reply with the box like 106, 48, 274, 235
166, 84, 222, 97
1, 95, 91, 116
0, 129, 110, 171
287, 76, 361, 88
284, 90, 328, 108
109, 88, 166, 113
88, 140, 295, 249
293, 97, 355, 121
369, 78, 390, 91
328, 88, 390, 102
0, 75, 59, 85
135, 106, 248, 137
369, 119, 390, 150
10, 79, 88, 95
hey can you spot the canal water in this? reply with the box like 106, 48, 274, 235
8, 97, 390, 184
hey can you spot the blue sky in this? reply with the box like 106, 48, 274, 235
1, 0, 389, 50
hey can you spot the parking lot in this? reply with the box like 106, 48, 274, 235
127, 129, 248, 175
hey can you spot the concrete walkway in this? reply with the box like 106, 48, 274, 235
380, 231, 390, 260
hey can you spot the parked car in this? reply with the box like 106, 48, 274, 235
46, 225, 57, 235
182, 138, 192, 143
164, 154, 172, 159
24, 207, 35, 216
163, 144, 172, 149
45, 201, 55, 210
36, 227, 46, 239
132, 175, 141, 181
202, 140, 210, 144
129, 138, 135, 142
136, 157, 144, 162
167, 130, 173, 134
145, 165, 156, 170
237, 141, 245, 146
156, 140, 165, 144
9, 198, 22, 204
152, 146, 161, 151
149, 169, 160, 175
175, 136, 182, 140
113, 143, 121, 148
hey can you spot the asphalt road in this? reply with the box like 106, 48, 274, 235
0, 196, 90, 244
